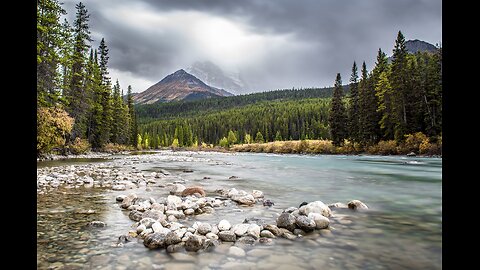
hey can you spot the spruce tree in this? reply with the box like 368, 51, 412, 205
37, 0, 66, 107
347, 61, 360, 143
358, 62, 380, 145
390, 31, 409, 141
328, 73, 347, 146
67, 2, 92, 140
97, 38, 113, 147
127, 85, 137, 146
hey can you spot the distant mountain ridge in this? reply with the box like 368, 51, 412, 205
133, 69, 233, 104
186, 61, 250, 95
405, 39, 438, 53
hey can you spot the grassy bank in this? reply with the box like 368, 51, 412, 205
229, 137, 442, 156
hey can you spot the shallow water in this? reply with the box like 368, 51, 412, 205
37, 151, 442, 269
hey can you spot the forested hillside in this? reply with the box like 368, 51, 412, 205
135, 86, 346, 122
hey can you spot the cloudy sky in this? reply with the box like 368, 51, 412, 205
61, 0, 442, 93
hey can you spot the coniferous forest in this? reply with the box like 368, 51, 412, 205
135, 31, 442, 155
37, 1, 137, 155
37, 1, 441, 156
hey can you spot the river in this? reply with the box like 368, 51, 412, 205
37, 150, 442, 269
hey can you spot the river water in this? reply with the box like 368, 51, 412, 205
37, 151, 442, 269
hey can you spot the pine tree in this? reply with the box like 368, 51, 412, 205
275, 130, 283, 141
255, 131, 264, 143
328, 73, 347, 146
389, 31, 409, 141
97, 38, 113, 146
347, 61, 360, 142
126, 85, 137, 146
67, 2, 92, 140
37, 0, 66, 107
358, 62, 380, 145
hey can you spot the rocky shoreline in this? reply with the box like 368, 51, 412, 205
37, 153, 369, 258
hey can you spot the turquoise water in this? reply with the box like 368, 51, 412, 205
37, 151, 442, 269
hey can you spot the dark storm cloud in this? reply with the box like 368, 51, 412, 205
60, 0, 441, 92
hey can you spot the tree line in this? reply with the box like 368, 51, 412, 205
37, 1, 137, 155
137, 98, 331, 148
135, 85, 348, 122
329, 31, 442, 148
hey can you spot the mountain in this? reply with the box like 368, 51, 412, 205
133, 69, 233, 104
405, 39, 438, 54
387, 39, 438, 63
186, 61, 250, 95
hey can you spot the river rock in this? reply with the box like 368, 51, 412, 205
252, 190, 264, 198
136, 224, 147, 233
197, 223, 212, 235
231, 194, 256, 205
165, 231, 182, 246
165, 210, 185, 219
184, 208, 195, 215
121, 194, 137, 209
276, 212, 296, 232
299, 201, 332, 217
280, 228, 297, 240
143, 233, 167, 249
229, 246, 246, 257
233, 224, 250, 236
307, 213, 330, 229
247, 224, 261, 239
170, 184, 186, 195
218, 231, 236, 242
185, 235, 204, 252
116, 195, 127, 202
167, 195, 182, 206
295, 215, 316, 232
166, 242, 185, 253
182, 186, 206, 197
151, 222, 163, 233
151, 203, 165, 212
328, 202, 349, 209
112, 184, 126, 191
260, 230, 275, 238
87, 221, 106, 228
142, 210, 166, 222
347, 200, 369, 210
128, 210, 143, 222
218, 220, 231, 231
284, 207, 298, 213
236, 235, 256, 245
205, 232, 218, 240
264, 224, 282, 236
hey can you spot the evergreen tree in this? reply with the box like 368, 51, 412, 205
358, 62, 380, 145
389, 31, 409, 141
67, 2, 92, 140
97, 38, 113, 146
347, 61, 360, 142
127, 85, 137, 146
37, 0, 66, 107
328, 73, 347, 146
275, 130, 283, 141
255, 131, 264, 143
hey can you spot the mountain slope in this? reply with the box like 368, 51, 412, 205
405, 39, 437, 54
133, 69, 233, 104
186, 61, 250, 95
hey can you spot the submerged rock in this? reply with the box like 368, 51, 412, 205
87, 221, 106, 228
185, 235, 204, 252
347, 200, 369, 210
229, 246, 246, 257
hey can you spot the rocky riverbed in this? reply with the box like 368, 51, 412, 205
37, 150, 442, 269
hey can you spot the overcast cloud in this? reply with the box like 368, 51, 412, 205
61, 0, 442, 93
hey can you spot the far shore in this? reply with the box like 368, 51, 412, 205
37, 139, 441, 162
